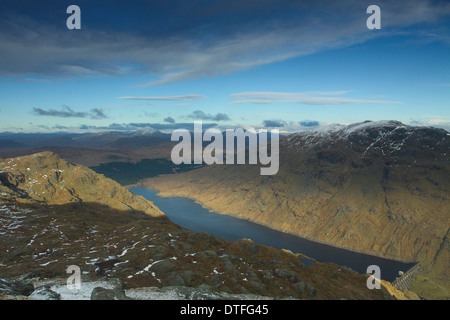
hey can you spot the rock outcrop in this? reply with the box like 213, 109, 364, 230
0, 151, 164, 217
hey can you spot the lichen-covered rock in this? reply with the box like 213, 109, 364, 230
91, 287, 129, 300
29, 286, 61, 300
0, 278, 34, 296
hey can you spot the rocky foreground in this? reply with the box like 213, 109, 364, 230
0, 152, 416, 300
0, 276, 292, 300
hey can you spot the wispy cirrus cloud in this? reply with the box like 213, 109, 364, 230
116, 94, 206, 101
1, 0, 449, 85
229, 91, 402, 105
32, 105, 108, 119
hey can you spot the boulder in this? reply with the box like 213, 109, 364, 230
0, 277, 35, 296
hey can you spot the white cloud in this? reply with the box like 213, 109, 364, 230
229, 91, 402, 105
116, 94, 206, 101
1, 0, 449, 85
409, 118, 450, 131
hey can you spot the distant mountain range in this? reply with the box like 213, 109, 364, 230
108, 128, 171, 150
0, 127, 172, 150
0, 126, 289, 151
140, 120, 450, 299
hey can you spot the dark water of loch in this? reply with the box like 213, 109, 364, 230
130, 187, 415, 282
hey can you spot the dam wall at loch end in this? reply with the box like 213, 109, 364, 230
391, 263, 422, 290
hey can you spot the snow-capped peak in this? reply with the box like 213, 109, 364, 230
342, 120, 407, 134
290, 120, 408, 138
131, 127, 160, 136
284, 120, 415, 153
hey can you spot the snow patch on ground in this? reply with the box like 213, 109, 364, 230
125, 287, 184, 300
30, 280, 120, 300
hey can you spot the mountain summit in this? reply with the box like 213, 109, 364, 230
131, 126, 162, 137
109, 128, 170, 150
286, 120, 448, 157
0, 151, 164, 217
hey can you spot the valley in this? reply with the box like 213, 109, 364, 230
137, 121, 449, 299
2, 0, 450, 304
0, 151, 406, 300
0, 120, 448, 300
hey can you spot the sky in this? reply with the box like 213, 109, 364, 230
0, 0, 449, 133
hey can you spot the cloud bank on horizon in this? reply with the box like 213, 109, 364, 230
229, 91, 403, 105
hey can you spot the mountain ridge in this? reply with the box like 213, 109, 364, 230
0, 151, 164, 217
139, 120, 450, 299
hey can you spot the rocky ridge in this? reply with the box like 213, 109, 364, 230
0, 151, 164, 217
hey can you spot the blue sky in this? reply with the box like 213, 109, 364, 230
0, 0, 449, 133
